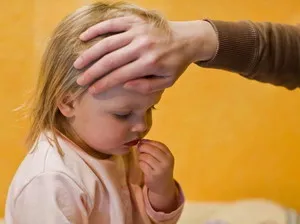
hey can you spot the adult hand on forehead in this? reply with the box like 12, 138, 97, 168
74, 16, 217, 94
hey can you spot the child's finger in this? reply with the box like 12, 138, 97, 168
139, 160, 153, 176
140, 139, 173, 157
138, 142, 166, 163
139, 152, 160, 170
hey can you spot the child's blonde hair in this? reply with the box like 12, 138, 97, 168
27, 1, 169, 153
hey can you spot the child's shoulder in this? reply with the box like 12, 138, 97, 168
8, 134, 100, 201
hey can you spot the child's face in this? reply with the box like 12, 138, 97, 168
66, 85, 163, 155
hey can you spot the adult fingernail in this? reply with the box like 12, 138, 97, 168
123, 83, 132, 89
88, 86, 96, 94
80, 31, 88, 40
74, 57, 83, 69
77, 76, 85, 85
124, 83, 140, 92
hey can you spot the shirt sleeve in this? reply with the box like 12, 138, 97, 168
13, 172, 90, 224
197, 20, 300, 90
143, 181, 185, 224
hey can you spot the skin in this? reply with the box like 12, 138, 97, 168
74, 16, 217, 94
58, 85, 178, 212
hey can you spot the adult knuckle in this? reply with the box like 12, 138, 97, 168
106, 19, 115, 28
140, 82, 152, 94
102, 56, 115, 69
138, 35, 153, 49
146, 53, 159, 67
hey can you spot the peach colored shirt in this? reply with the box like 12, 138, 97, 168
5, 132, 184, 224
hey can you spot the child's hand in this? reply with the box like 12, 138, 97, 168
137, 139, 178, 212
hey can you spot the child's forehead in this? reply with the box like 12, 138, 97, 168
93, 85, 163, 107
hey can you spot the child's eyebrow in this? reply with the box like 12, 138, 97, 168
109, 102, 138, 111
112, 102, 157, 111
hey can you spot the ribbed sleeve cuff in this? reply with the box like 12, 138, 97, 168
197, 19, 258, 75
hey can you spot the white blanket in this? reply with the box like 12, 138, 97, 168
179, 199, 299, 224
1, 199, 298, 224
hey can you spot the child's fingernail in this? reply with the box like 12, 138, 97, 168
137, 140, 142, 147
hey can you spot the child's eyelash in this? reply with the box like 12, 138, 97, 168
114, 113, 132, 120
114, 106, 157, 120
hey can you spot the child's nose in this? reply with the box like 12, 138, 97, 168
131, 121, 149, 133
131, 115, 151, 133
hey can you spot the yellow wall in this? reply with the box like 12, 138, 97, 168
0, 1, 34, 218
1, 0, 300, 217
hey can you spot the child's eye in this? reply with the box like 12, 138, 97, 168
114, 112, 132, 120
114, 106, 156, 120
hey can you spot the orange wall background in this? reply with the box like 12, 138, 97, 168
1, 0, 300, 217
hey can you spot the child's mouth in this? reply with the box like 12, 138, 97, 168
124, 139, 141, 147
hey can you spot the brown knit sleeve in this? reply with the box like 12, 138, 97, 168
197, 20, 300, 89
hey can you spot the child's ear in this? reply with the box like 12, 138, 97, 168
57, 95, 76, 118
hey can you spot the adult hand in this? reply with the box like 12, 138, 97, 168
74, 16, 217, 94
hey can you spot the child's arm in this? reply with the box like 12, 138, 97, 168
12, 172, 90, 224
143, 181, 185, 224
138, 139, 185, 223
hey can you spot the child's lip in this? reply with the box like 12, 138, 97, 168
124, 139, 141, 146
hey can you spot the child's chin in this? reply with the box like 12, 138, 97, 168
92, 145, 132, 156
113, 145, 132, 155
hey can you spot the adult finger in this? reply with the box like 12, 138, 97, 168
124, 76, 173, 94
74, 32, 133, 70
88, 58, 148, 94
77, 43, 141, 88
79, 16, 136, 41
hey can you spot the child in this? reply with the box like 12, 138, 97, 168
5, 2, 184, 224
